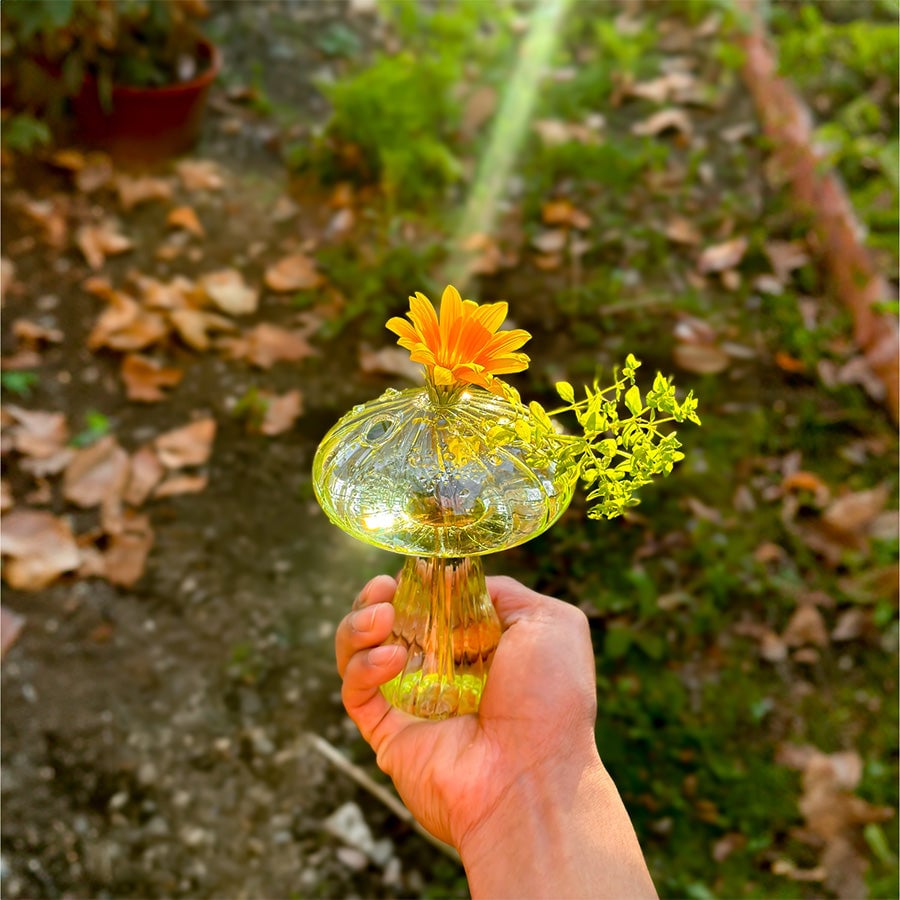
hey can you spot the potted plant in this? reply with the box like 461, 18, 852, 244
1, 0, 220, 162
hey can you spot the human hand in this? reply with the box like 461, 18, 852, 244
335, 574, 603, 851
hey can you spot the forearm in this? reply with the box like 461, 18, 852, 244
460, 754, 657, 900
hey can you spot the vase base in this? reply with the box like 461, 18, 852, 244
381, 670, 485, 720
380, 556, 500, 719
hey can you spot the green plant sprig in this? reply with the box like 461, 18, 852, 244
495, 354, 701, 520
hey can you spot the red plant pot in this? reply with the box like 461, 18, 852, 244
71, 36, 221, 164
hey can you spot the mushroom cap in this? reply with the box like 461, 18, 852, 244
313, 386, 575, 557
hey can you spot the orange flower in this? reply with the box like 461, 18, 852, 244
386, 286, 531, 395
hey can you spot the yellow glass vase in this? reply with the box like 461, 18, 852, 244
313, 383, 575, 719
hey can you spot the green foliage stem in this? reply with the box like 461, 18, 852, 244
497, 355, 700, 519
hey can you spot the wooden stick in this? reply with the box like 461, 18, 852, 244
304, 732, 461, 862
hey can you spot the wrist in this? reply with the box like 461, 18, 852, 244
459, 750, 656, 899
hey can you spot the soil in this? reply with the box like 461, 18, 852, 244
2, 3, 466, 898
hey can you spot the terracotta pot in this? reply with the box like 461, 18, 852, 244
71, 36, 220, 164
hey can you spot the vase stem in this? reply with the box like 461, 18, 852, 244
381, 556, 501, 719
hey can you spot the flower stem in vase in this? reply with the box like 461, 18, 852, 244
381, 556, 501, 719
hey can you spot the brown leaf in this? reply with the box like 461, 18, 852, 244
221, 323, 316, 369
6, 406, 69, 459
1, 606, 25, 657
13, 319, 64, 347
672, 343, 730, 374
121, 354, 183, 402
781, 471, 830, 504
531, 230, 567, 254
115, 174, 173, 211
154, 418, 216, 468
0, 509, 81, 590
153, 473, 209, 498
167, 205, 205, 237
358, 346, 422, 382
76, 221, 134, 270
124, 445, 165, 506
631, 108, 693, 138
261, 390, 304, 436
765, 240, 809, 281
782, 605, 829, 648
1, 479, 13, 513
822, 485, 888, 536
712, 832, 746, 863
664, 216, 702, 245
169, 308, 236, 350
1, 256, 16, 303
627, 71, 699, 105
462, 84, 497, 137
200, 269, 259, 315
697, 236, 748, 274
87, 291, 169, 352
63, 435, 130, 512
541, 199, 591, 230
264, 253, 323, 292
73, 152, 114, 193
176, 159, 224, 192
17, 196, 68, 248
104, 512, 154, 587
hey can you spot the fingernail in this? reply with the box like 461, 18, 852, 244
368, 645, 400, 666
349, 606, 378, 634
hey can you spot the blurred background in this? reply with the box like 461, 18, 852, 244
1, 0, 897, 897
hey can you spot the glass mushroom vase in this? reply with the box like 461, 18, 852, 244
313, 382, 575, 719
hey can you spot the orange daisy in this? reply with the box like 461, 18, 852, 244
386, 285, 531, 395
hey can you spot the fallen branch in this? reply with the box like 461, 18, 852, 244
736, 1, 899, 420
304, 732, 460, 862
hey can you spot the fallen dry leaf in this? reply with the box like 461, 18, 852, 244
104, 511, 154, 587
16, 196, 68, 248
74, 152, 114, 193
221, 323, 316, 369
1, 256, 16, 302
115, 174, 173, 211
531, 230, 568, 254
87, 290, 169, 352
664, 216, 702, 245
76, 221, 134, 270
121, 354, 183, 402
13, 319, 64, 347
776, 744, 893, 898
154, 473, 209, 498
672, 343, 730, 374
1, 606, 25, 658
264, 253, 323, 292
169, 308, 236, 350
167, 205, 205, 237
200, 269, 259, 315
7, 406, 69, 459
63, 435, 130, 511
0, 508, 81, 590
782, 605, 829, 648
462, 84, 498, 137
697, 236, 748, 274
822, 485, 888, 536
541, 199, 591, 230
124, 445, 165, 506
631, 108, 693, 138
358, 346, 423, 382
627, 71, 699, 104
1, 479, 13, 513
155, 418, 217, 468
176, 159, 224, 192
261, 390, 303, 436
765, 240, 809, 281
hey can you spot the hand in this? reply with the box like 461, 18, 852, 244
336, 575, 658, 899
336, 575, 601, 848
